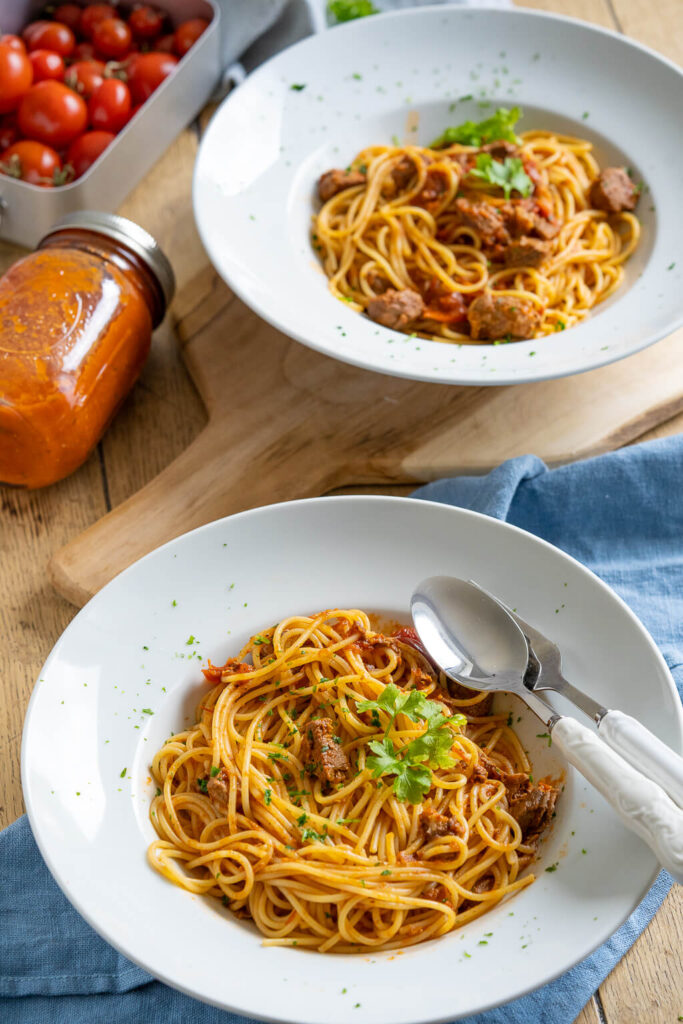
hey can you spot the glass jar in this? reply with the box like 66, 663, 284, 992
0, 211, 175, 488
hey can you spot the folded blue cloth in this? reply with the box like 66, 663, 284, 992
3, 435, 682, 1024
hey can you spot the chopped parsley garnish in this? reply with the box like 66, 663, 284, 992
290, 83, 306, 91
120, 768, 127, 778
198, 777, 209, 793
301, 825, 328, 842
381, 869, 391, 876
210, 766, 220, 777
155, 787, 162, 796
264, 788, 272, 805
545, 863, 558, 873
555, 320, 566, 331
142, 708, 153, 715
536, 732, 552, 747
431, 106, 521, 149
468, 153, 532, 199
328, 0, 378, 22
360, 684, 466, 804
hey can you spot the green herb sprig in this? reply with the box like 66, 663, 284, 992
431, 106, 521, 149
468, 154, 533, 199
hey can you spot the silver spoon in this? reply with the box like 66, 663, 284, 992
410, 575, 683, 883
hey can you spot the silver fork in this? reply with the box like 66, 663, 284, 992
473, 583, 683, 810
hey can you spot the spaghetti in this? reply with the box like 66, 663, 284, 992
148, 609, 559, 952
313, 108, 641, 343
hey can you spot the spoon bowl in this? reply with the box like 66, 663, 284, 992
410, 576, 530, 691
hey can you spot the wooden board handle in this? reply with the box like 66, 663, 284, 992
49, 417, 342, 607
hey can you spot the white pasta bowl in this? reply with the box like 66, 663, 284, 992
22, 496, 682, 1022
193, 5, 683, 386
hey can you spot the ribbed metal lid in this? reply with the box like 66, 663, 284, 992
40, 211, 176, 313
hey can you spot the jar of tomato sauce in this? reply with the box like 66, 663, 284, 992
0, 212, 175, 488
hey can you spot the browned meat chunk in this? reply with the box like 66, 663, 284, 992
420, 808, 464, 840
467, 292, 542, 341
503, 772, 531, 801
206, 767, 230, 808
505, 237, 550, 268
455, 197, 509, 255
589, 167, 637, 213
531, 214, 561, 240
367, 288, 424, 329
423, 882, 450, 903
304, 718, 349, 786
471, 873, 494, 894
509, 782, 558, 840
318, 168, 366, 202
414, 169, 449, 209
479, 140, 519, 160
390, 155, 417, 192
500, 201, 560, 241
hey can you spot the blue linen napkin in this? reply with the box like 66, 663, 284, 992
2, 434, 682, 1023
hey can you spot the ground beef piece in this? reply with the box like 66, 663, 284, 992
389, 155, 418, 192
509, 782, 558, 840
304, 718, 349, 786
423, 882, 450, 903
504, 772, 531, 801
366, 269, 391, 295
589, 166, 638, 213
318, 168, 366, 202
500, 201, 560, 241
467, 292, 541, 341
206, 767, 230, 808
531, 214, 561, 240
455, 197, 509, 256
504, 236, 550, 268
479, 140, 519, 160
414, 169, 449, 209
367, 288, 424, 329
420, 808, 464, 841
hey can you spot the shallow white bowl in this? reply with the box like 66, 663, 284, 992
22, 496, 683, 1021
193, 6, 683, 386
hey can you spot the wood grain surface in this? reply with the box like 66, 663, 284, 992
1, 1, 682, 1021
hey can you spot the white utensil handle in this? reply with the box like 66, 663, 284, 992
551, 717, 683, 883
598, 709, 683, 810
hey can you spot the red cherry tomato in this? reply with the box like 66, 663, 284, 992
29, 50, 66, 83
23, 21, 75, 59
64, 59, 106, 100
72, 41, 97, 61
128, 6, 165, 40
126, 51, 177, 104
88, 78, 131, 132
92, 18, 132, 60
18, 80, 87, 147
80, 4, 117, 40
0, 139, 62, 186
53, 4, 84, 33
66, 129, 115, 177
0, 113, 20, 151
173, 18, 209, 57
152, 33, 175, 54
0, 45, 33, 115
0, 35, 26, 54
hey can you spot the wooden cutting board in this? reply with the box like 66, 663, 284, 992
20, 122, 680, 607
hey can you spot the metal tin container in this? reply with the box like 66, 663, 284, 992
0, 0, 221, 248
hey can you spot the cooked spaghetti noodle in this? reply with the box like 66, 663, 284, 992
313, 111, 641, 343
148, 609, 558, 952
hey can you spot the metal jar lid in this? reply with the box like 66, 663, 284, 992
39, 211, 176, 314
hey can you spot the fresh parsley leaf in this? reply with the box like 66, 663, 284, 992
210, 766, 220, 777
198, 777, 208, 793
367, 737, 400, 776
431, 106, 521, 149
264, 788, 272, 805
328, 0, 378, 22
407, 713, 458, 769
358, 683, 445, 733
469, 154, 533, 199
290, 83, 306, 91
392, 762, 433, 802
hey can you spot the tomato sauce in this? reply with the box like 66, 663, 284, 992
0, 215, 173, 488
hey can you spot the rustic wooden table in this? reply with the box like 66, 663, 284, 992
1, 0, 682, 1020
